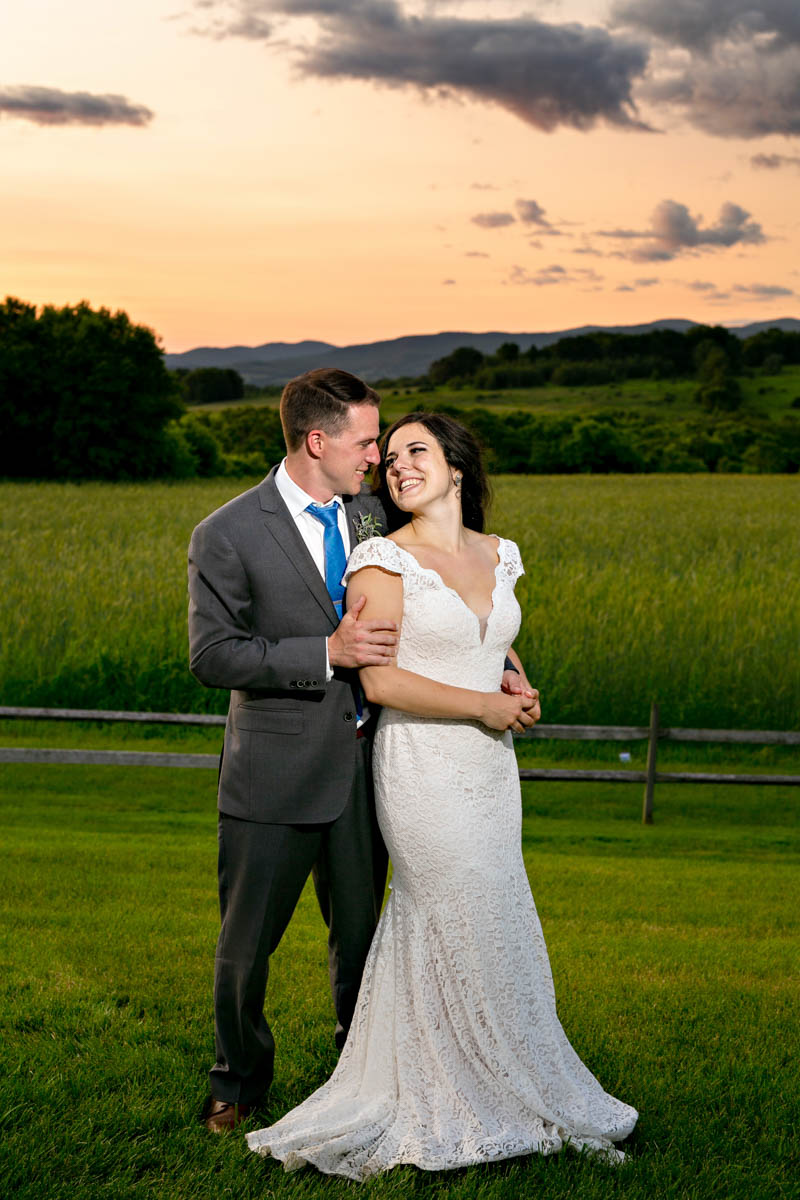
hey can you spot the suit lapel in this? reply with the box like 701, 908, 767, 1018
343, 492, 378, 550
258, 470, 338, 626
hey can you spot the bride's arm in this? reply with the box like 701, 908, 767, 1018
346, 566, 523, 732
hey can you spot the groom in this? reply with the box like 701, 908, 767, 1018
188, 368, 397, 1132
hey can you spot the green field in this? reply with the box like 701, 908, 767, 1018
2, 474, 799, 728
381, 366, 800, 421
0, 755, 796, 1200
216, 366, 800, 421
3, 471, 798, 1198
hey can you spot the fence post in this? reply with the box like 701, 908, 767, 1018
642, 701, 659, 825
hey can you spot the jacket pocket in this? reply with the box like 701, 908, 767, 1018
234, 706, 303, 735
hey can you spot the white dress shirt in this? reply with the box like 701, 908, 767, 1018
275, 458, 352, 570
275, 459, 357, 695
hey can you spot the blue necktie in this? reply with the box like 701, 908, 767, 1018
306, 501, 347, 620
306, 500, 363, 722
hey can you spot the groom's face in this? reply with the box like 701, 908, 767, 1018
319, 403, 381, 496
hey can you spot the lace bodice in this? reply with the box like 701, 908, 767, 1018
344, 535, 524, 691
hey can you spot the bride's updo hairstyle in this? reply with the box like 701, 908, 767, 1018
375, 411, 491, 533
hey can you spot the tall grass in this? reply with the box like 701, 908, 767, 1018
495, 474, 800, 729
2, 475, 799, 727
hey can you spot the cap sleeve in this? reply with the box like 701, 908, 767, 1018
343, 536, 405, 585
499, 537, 525, 585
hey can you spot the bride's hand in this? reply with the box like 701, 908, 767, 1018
478, 691, 525, 732
519, 688, 541, 727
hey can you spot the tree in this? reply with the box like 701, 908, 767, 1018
184, 367, 245, 405
742, 328, 800, 368
0, 297, 184, 479
685, 323, 742, 371
693, 342, 743, 413
428, 346, 483, 384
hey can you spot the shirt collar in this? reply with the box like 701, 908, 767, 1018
276, 458, 343, 518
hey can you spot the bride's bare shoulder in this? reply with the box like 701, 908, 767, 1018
469, 530, 503, 557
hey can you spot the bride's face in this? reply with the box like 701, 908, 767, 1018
384, 422, 455, 512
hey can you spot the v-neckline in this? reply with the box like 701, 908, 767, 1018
391, 536, 503, 645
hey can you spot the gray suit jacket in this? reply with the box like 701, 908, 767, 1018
188, 467, 385, 824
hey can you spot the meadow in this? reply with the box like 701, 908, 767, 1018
0, 758, 796, 1200
381, 364, 800, 421
1, 474, 799, 729
220, 365, 800, 421
2, 473, 798, 1198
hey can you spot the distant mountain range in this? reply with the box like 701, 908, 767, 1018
164, 318, 800, 386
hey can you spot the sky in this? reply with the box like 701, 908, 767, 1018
2, 0, 799, 352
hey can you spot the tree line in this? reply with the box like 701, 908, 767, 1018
184, 402, 800, 475
2, 297, 799, 480
426, 325, 800, 413
425, 405, 800, 475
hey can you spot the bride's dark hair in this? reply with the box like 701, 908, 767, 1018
374, 411, 491, 533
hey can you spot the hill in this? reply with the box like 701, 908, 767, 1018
164, 318, 800, 385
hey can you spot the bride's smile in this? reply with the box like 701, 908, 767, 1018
385, 424, 458, 511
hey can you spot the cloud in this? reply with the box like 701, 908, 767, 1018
640, 42, 800, 138
683, 278, 795, 302
194, 1, 652, 133
442, 278, 456, 285
612, 1, 800, 138
732, 282, 794, 298
508, 264, 604, 288
515, 198, 551, 226
615, 276, 659, 292
596, 227, 646, 240
683, 279, 731, 301
0, 85, 153, 127
611, 1, 800, 52
751, 152, 800, 169
651, 200, 765, 250
471, 211, 515, 228
465, 250, 489, 258
598, 199, 766, 262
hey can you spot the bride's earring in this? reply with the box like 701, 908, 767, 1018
453, 472, 463, 498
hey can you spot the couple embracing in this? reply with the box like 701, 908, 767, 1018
187, 368, 636, 1179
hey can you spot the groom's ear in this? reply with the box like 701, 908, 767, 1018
306, 429, 325, 458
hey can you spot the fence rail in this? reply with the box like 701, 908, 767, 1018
1, 704, 798, 824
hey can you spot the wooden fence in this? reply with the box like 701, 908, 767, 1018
1, 703, 799, 824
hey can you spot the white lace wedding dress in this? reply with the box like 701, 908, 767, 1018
246, 536, 637, 1178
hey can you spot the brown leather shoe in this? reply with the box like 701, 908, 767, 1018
204, 1098, 253, 1133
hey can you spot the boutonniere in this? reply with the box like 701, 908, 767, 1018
352, 511, 383, 543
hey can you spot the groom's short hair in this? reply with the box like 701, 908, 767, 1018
280, 368, 380, 452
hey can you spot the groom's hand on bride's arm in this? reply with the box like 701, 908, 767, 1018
328, 594, 399, 668
501, 653, 541, 732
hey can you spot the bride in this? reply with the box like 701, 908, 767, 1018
247, 412, 637, 1177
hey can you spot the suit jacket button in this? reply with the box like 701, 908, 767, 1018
343, 711, 355, 722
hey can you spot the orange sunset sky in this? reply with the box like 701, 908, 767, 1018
2, 1, 799, 352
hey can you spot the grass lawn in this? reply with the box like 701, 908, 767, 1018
1, 737, 797, 1200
